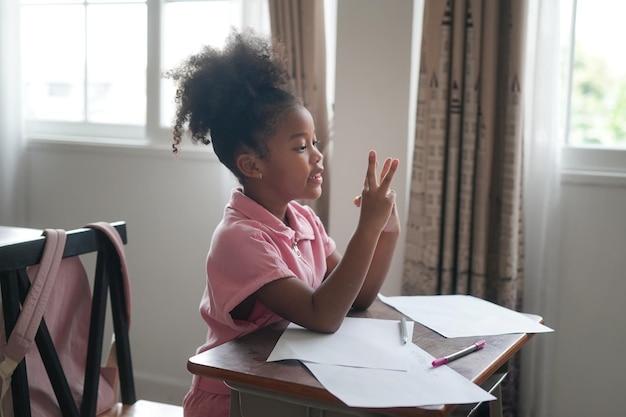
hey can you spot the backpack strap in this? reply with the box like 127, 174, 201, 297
83, 222, 132, 401
84, 222, 131, 327
0, 229, 67, 416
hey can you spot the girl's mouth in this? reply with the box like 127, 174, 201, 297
308, 173, 323, 185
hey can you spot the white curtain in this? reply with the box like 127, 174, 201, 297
0, 0, 26, 226
519, 1, 563, 416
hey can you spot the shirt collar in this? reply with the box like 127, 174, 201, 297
228, 189, 315, 241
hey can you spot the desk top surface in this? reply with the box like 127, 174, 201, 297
0, 226, 43, 246
188, 299, 533, 417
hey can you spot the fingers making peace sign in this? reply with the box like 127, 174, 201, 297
354, 151, 400, 234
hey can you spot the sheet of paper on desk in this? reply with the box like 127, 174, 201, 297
303, 343, 495, 408
378, 294, 554, 338
267, 317, 414, 371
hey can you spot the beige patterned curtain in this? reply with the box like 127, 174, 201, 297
403, 1, 528, 416
268, 0, 330, 227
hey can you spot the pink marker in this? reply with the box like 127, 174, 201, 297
431, 340, 486, 367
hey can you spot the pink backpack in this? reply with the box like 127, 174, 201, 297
0, 222, 131, 417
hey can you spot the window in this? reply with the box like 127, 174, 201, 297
563, 0, 626, 148
21, 0, 269, 144
561, 0, 626, 176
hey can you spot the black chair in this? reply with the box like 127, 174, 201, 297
0, 221, 182, 417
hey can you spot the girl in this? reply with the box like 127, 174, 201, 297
167, 29, 400, 417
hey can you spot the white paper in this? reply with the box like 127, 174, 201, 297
303, 343, 496, 408
378, 294, 554, 338
267, 317, 414, 371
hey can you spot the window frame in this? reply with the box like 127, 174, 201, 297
560, 0, 626, 183
22, 0, 251, 149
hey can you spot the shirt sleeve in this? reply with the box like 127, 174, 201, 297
204, 225, 294, 328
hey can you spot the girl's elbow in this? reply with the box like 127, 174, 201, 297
352, 294, 377, 311
308, 321, 341, 334
354, 282, 382, 309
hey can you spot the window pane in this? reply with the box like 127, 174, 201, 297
21, 0, 270, 141
160, 0, 232, 127
88, 0, 143, 3
21, 0, 83, 4
87, 3, 146, 125
568, 0, 626, 147
22, 5, 85, 121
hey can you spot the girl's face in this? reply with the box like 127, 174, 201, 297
254, 105, 324, 213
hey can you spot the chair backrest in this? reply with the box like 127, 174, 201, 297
0, 221, 135, 417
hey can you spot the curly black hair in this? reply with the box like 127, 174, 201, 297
166, 28, 301, 181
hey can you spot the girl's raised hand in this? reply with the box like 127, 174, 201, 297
354, 151, 399, 234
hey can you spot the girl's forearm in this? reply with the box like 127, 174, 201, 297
310, 225, 382, 330
353, 229, 399, 309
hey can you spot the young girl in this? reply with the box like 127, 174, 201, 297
168, 29, 400, 417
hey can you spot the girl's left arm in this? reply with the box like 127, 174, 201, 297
324, 204, 400, 310
353, 208, 399, 309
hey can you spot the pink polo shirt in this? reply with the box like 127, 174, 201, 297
186, 188, 335, 402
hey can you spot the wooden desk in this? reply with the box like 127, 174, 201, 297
187, 300, 534, 417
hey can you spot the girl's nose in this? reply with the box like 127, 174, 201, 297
313, 145, 323, 163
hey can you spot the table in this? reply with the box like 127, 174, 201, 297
187, 299, 535, 417
0, 225, 43, 246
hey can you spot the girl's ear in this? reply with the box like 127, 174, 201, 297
236, 152, 263, 180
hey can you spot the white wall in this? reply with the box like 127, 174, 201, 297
17, 1, 626, 415
548, 176, 626, 417
329, 0, 418, 296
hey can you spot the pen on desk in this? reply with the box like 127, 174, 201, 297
431, 340, 486, 367
399, 316, 408, 344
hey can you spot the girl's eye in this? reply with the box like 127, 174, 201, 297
294, 139, 319, 152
